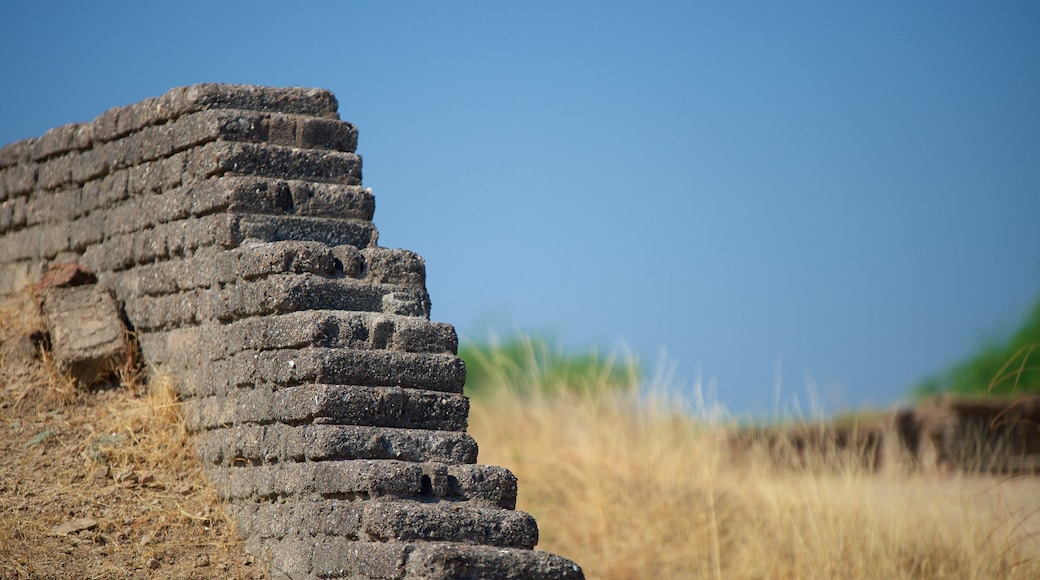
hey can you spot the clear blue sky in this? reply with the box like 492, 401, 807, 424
3, 2, 1038, 416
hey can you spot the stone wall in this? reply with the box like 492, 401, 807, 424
0, 84, 583, 579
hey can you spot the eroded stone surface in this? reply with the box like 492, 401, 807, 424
0, 84, 583, 579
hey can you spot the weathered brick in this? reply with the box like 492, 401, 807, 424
169, 83, 340, 118
267, 114, 297, 147
37, 155, 73, 190
172, 346, 464, 398
0, 223, 69, 262
158, 310, 456, 365
30, 123, 87, 161
38, 284, 128, 386
297, 116, 358, 152
198, 424, 477, 466
80, 213, 237, 273
125, 272, 430, 331
0, 139, 33, 170
404, 542, 585, 580
24, 187, 83, 226
70, 147, 109, 184
361, 247, 426, 286
180, 384, 469, 432
207, 460, 425, 500
113, 241, 337, 298
308, 539, 408, 579
361, 502, 537, 548
68, 213, 105, 252
281, 179, 375, 220
186, 141, 362, 185
0, 164, 37, 201
233, 213, 376, 249
0, 261, 44, 298
0, 197, 27, 234
230, 499, 364, 541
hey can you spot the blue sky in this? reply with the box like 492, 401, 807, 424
3, 2, 1038, 416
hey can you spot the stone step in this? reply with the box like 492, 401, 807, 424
152, 310, 457, 365
173, 347, 464, 398
258, 538, 584, 580
113, 241, 424, 300
197, 424, 478, 465
79, 211, 376, 275
208, 460, 517, 509
231, 498, 537, 549
182, 384, 469, 433
127, 273, 430, 332
187, 140, 361, 185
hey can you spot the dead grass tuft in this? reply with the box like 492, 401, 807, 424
0, 290, 263, 579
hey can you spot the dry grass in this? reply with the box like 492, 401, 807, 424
469, 384, 1040, 579
0, 289, 263, 579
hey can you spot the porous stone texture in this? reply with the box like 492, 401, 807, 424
34, 262, 129, 385
0, 84, 583, 579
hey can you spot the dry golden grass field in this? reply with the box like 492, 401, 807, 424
470, 387, 1040, 579
2, 288, 1039, 579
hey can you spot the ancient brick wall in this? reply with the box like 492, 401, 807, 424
0, 84, 583, 579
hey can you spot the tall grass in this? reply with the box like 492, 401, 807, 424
463, 338, 1040, 579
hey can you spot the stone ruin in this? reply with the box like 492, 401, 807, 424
729, 395, 1040, 476
0, 84, 584, 579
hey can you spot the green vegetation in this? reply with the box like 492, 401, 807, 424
458, 334, 641, 399
915, 294, 1040, 397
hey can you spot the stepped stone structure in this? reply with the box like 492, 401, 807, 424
0, 84, 584, 579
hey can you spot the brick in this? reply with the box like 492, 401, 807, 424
297, 116, 358, 152
113, 241, 338, 298
0, 197, 27, 234
230, 498, 364, 541
283, 179, 375, 220
0, 261, 45, 298
361, 502, 538, 549
165, 310, 457, 361
0, 164, 37, 201
197, 424, 477, 466
207, 460, 425, 500
186, 141, 362, 185
173, 347, 464, 397
360, 247, 426, 286
24, 187, 83, 226
233, 213, 377, 249
207, 460, 513, 507
80, 213, 237, 273
0, 223, 70, 262
267, 114, 297, 147
255, 537, 316, 579
70, 147, 109, 184
404, 542, 585, 580
38, 284, 128, 385
437, 463, 518, 509
68, 213, 105, 252
180, 385, 469, 432
125, 273, 430, 331
37, 155, 72, 190
30, 123, 87, 161
169, 83, 340, 118
0, 139, 32, 170
308, 539, 408, 579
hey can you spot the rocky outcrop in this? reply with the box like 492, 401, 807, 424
0, 84, 582, 579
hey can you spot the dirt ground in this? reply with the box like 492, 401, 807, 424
0, 292, 266, 579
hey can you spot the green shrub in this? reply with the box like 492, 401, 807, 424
915, 294, 1040, 397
